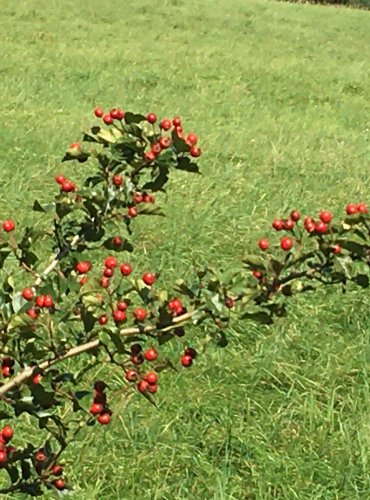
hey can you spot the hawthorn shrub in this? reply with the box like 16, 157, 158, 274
1, 106, 370, 495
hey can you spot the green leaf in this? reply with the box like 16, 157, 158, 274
242, 255, 266, 269
241, 311, 273, 324
107, 331, 127, 355
137, 204, 165, 217
124, 112, 146, 124
336, 239, 367, 257
333, 255, 353, 279
353, 274, 369, 288
176, 157, 200, 173
171, 131, 190, 153
32, 200, 55, 213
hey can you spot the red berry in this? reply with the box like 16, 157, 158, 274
319, 210, 333, 224
2, 366, 12, 378
2, 358, 14, 368
332, 245, 342, 254
151, 143, 161, 156
357, 203, 368, 214
103, 114, 113, 125
137, 380, 149, 393
112, 236, 123, 247
143, 272, 156, 286
98, 412, 111, 425
225, 297, 235, 309
143, 193, 155, 204
52, 465, 64, 476
159, 137, 171, 149
181, 355, 193, 367
186, 133, 198, 146
168, 298, 182, 312
280, 237, 294, 251
54, 478, 66, 490
160, 118, 172, 130
98, 314, 109, 326
61, 180, 75, 192
147, 113, 157, 124
134, 193, 144, 204
0, 450, 7, 464
125, 370, 139, 382
27, 307, 38, 319
55, 174, 66, 185
145, 372, 158, 385
148, 384, 158, 394
76, 261, 92, 274
144, 348, 157, 361
290, 210, 301, 222
258, 239, 269, 251
105, 256, 118, 269
44, 295, 54, 308
1, 426, 13, 442
120, 263, 132, 276
128, 206, 138, 218
94, 107, 104, 118
134, 308, 147, 322
103, 267, 113, 278
144, 151, 156, 163
22, 288, 34, 301
93, 392, 106, 405
113, 174, 123, 187
35, 295, 45, 308
99, 277, 110, 288
346, 203, 358, 215
283, 219, 295, 231
69, 143, 80, 150
35, 450, 47, 463
190, 146, 201, 158
252, 270, 263, 280
90, 403, 103, 415
131, 354, 144, 365
2, 220, 15, 232
315, 221, 328, 234
172, 117, 181, 127
305, 221, 316, 233
113, 310, 127, 323
117, 301, 128, 312
272, 219, 284, 231
32, 373, 42, 385
110, 108, 124, 120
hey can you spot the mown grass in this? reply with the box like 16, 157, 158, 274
1, 0, 370, 498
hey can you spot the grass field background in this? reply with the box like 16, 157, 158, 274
1, 0, 370, 498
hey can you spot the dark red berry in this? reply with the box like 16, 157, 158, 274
120, 263, 132, 276
94, 107, 104, 118
280, 237, 294, 251
319, 210, 332, 224
147, 113, 157, 124
258, 239, 269, 251
22, 288, 34, 301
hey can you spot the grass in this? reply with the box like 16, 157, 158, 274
1, 0, 370, 497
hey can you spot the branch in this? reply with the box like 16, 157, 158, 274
0, 311, 198, 396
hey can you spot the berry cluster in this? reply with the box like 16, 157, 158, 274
89, 381, 112, 425
55, 174, 77, 193
0, 425, 15, 465
24, 292, 55, 320
34, 448, 66, 490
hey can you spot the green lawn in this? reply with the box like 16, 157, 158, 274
1, 0, 370, 498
